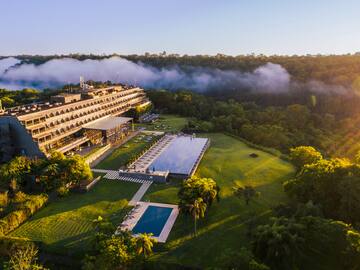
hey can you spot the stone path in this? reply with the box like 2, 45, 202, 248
128, 182, 152, 206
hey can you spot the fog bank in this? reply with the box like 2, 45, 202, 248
0, 56, 290, 92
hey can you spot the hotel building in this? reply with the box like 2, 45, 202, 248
0, 84, 150, 162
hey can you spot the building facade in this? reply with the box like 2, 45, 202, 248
0, 85, 150, 161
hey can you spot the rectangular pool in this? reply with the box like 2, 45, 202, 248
132, 206, 173, 237
148, 136, 209, 176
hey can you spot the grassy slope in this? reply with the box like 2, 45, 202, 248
145, 133, 295, 268
10, 180, 140, 256
95, 133, 156, 170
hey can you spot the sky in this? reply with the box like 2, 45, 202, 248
1, 0, 360, 56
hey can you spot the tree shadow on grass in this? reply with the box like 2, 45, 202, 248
42, 231, 94, 257
153, 180, 291, 268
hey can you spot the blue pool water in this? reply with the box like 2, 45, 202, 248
132, 206, 173, 236
148, 136, 208, 175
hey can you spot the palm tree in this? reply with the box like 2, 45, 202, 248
188, 198, 207, 236
135, 233, 157, 258
200, 180, 219, 206
233, 184, 259, 205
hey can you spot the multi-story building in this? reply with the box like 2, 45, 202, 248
0, 84, 151, 162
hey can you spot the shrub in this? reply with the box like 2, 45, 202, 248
0, 194, 48, 235
56, 186, 69, 197
0, 192, 8, 208
0, 236, 32, 256
12, 192, 27, 204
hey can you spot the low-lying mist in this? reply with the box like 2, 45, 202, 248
0, 56, 351, 95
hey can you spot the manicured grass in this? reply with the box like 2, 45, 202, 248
83, 145, 104, 158
143, 177, 182, 205
10, 180, 141, 255
95, 133, 158, 170
145, 133, 295, 268
136, 114, 188, 132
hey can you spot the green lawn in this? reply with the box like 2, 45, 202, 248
10, 180, 140, 255
95, 132, 158, 170
83, 145, 105, 158
145, 133, 295, 268
136, 114, 188, 132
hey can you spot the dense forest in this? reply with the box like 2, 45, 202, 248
147, 89, 360, 159
125, 53, 360, 89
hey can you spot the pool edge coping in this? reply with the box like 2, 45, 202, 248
116, 201, 179, 243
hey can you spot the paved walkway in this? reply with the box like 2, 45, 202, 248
128, 182, 152, 206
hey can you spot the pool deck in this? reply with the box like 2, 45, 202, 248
116, 202, 179, 243
128, 134, 176, 173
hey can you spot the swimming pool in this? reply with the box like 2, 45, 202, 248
132, 205, 173, 237
148, 136, 209, 176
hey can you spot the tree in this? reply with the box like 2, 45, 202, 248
63, 154, 93, 186
285, 104, 310, 131
178, 176, 219, 211
290, 146, 323, 169
347, 230, 360, 254
4, 244, 47, 270
284, 157, 360, 223
252, 217, 305, 270
216, 247, 270, 270
134, 233, 157, 258
188, 198, 207, 236
40, 152, 92, 193
83, 235, 137, 270
178, 177, 219, 236
0, 157, 32, 195
0, 96, 15, 107
299, 216, 360, 270
345, 230, 360, 269
233, 184, 259, 205
355, 151, 360, 164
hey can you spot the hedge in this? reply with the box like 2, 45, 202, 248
0, 194, 48, 235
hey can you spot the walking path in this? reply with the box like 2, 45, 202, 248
128, 182, 152, 206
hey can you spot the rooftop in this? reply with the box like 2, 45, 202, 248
1, 84, 140, 117
83, 116, 133, 130
52, 93, 81, 97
